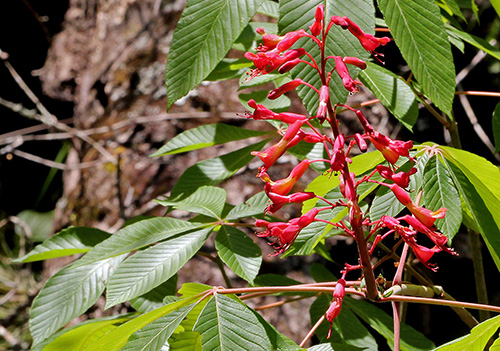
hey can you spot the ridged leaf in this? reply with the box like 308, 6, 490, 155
151, 124, 269, 157
278, 0, 375, 114
359, 62, 418, 130
194, 294, 272, 351
157, 186, 227, 219
433, 314, 500, 350
29, 255, 125, 345
441, 147, 500, 271
378, 0, 456, 115
130, 275, 178, 313
14, 226, 110, 263
121, 303, 196, 351
257, 0, 279, 18
215, 226, 262, 283
166, 0, 264, 109
170, 139, 269, 199
169, 331, 203, 351
105, 228, 212, 308
72, 217, 207, 268
86, 298, 200, 351
446, 25, 500, 61
225, 191, 268, 220
38, 317, 130, 351
422, 155, 462, 239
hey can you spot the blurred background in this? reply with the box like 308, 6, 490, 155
0, 0, 499, 349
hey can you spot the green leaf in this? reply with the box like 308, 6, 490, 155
215, 226, 262, 283
278, 0, 375, 114
14, 227, 110, 263
308, 344, 366, 351
170, 139, 270, 199
358, 62, 418, 130
86, 298, 200, 351
105, 228, 212, 308
422, 155, 462, 239
225, 191, 268, 220
38, 317, 130, 351
446, 25, 500, 61
121, 303, 196, 351
378, 0, 456, 115
194, 294, 273, 351
72, 217, 207, 268
130, 275, 178, 313
433, 314, 500, 350
369, 185, 405, 221
157, 186, 227, 219
205, 58, 254, 81
166, 0, 264, 109
257, 0, 279, 18
15, 209, 54, 242
441, 152, 500, 271
288, 141, 331, 173
169, 331, 203, 351
29, 255, 126, 346
151, 123, 269, 157
439, 0, 466, 21
345, 297, 435, 351
493, 102, 500, 153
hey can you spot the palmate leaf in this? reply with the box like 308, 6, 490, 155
446, 25, 500, 61
432, 314, 500, 350
169, 139, 269, 199
194, 294, 273, 351
29, 255, 126, 346
14, 226, 110, 263
166, 0, 264, 109
169, 331, 203, 351
151, 123, 269, 157
215, 226, 262, 283
72, 217, 208, 268
120, 303, 196, 351
157, 186, 227, 219
378, 0, 456, 115
278, 0, 374, 115
105, 228, 213, 308
358, 62, 418, 130
422, 155, 462, 239
225, 191, 268, 220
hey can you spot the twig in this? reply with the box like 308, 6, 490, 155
4, 149, 107, 170
380, 295, 500, 313
300, 315, 325, 347
254, 295, 318, 311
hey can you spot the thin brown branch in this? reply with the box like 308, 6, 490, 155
4, 149, 107, 170
381, 295, 500, 313
254, 295, 317, 311
300, 315, 325, 347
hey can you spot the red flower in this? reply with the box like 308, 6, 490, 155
368, 131, 413, 164
255, 27, 282, 52
376, 165, 417, 188
255, 208, 320, 254
326, 278, 346, 339
261, 159, 313, 196
268, 79, 305, 100
309, 4, 325, 36
266, 191, 316, 213
316, 85, 330, 121
331, 16, 390, 54
244, 48, 306, 80
247, 99, 308, 124
330, 134, 349, 172
400, 215, 455, 255
333, 56, 362, 93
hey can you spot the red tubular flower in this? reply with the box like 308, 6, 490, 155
251, 120, 305, 169
261, 159, 313, 196
256, 27, 282, 52
339, 172, 357, 202
278, 58, 301, 73
255, 208, 320, 254
244, 48, 306, 80
330, 134, 348, 172
266, 191, 316, 213
334, 56, 362, 93
388, 184, 447, 227
399, 215, 455, 255
247, 99, 308, 124
343, 56, 367, 70
309, 4, 324, 36
268, 79, 305, 100
368, 131, 413, 164
326, 278, 346, 339
376, 165, 417, 188
354, 133, 367, 152
316, 85, 330, 121
381, 216, 440, 271
331, 16, 390, 54
276, 30, 309, 52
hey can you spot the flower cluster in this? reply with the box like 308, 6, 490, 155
244, 5, 454, 336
